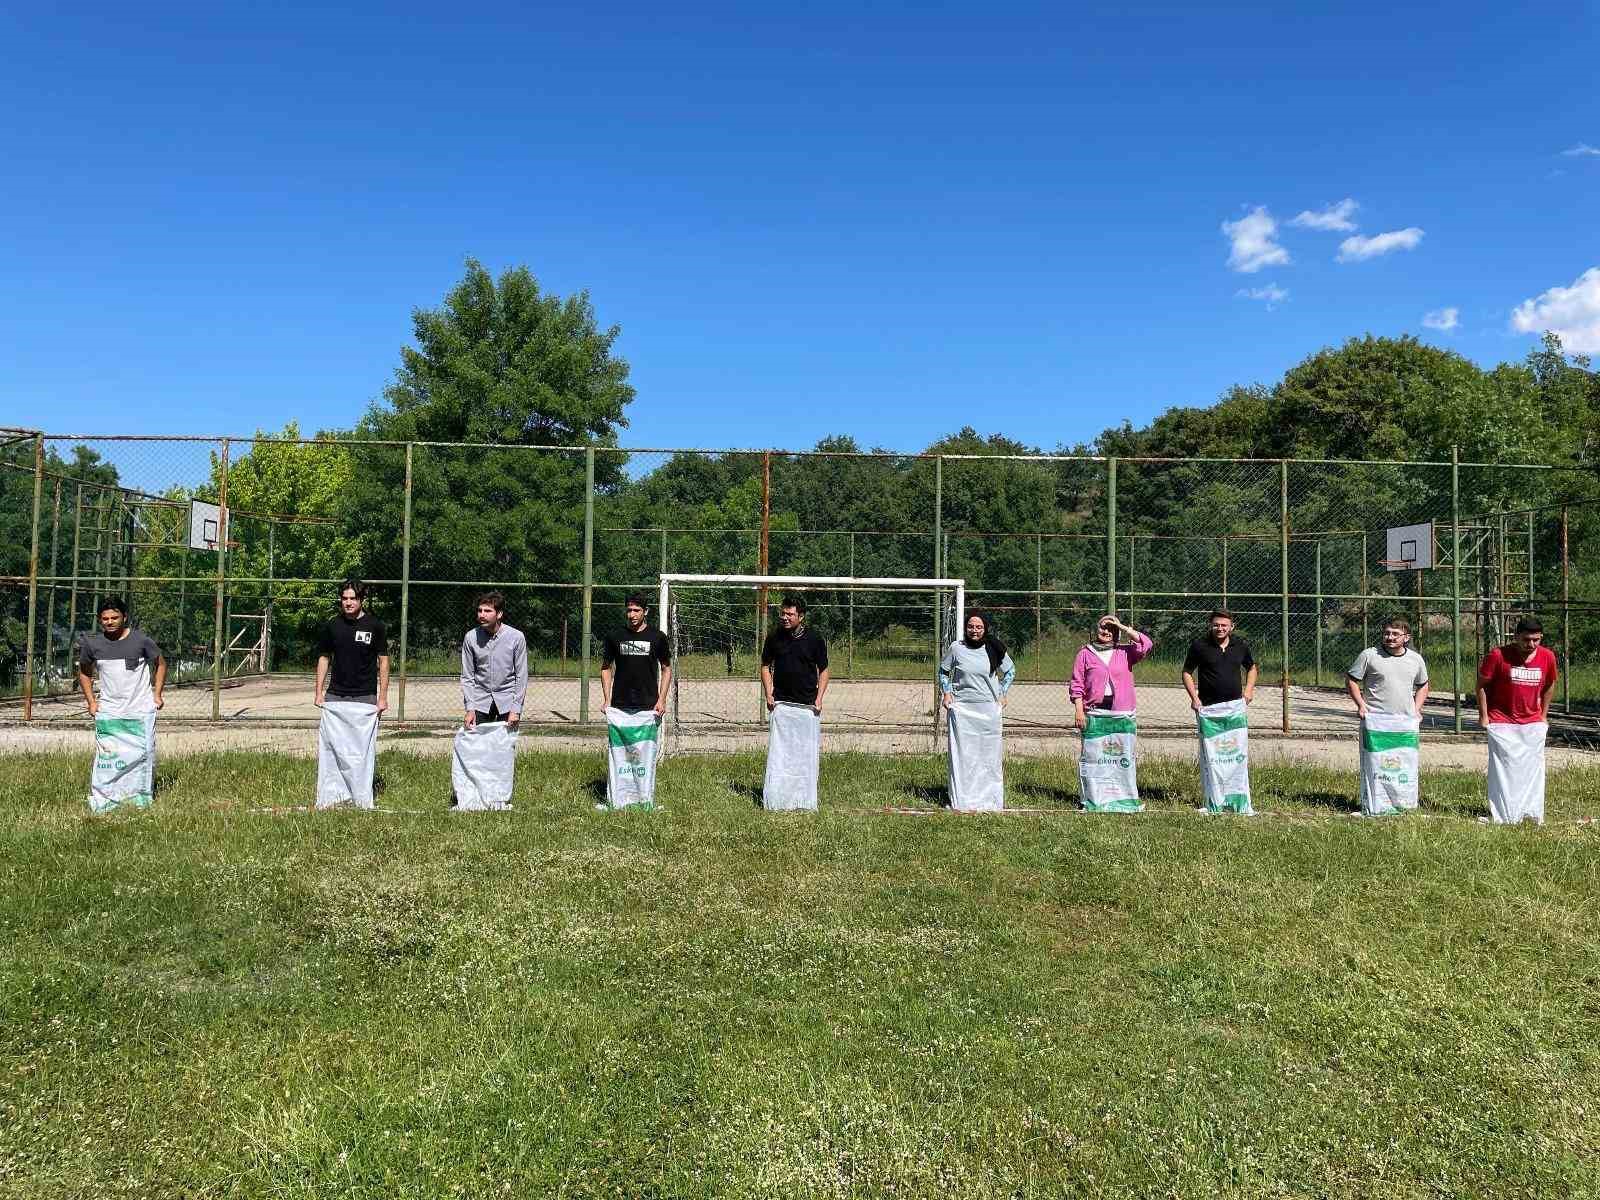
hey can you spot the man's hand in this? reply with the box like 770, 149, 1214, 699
1243, 686, 1256, 703
377, 697, 389, 716
86, 698, 97, 719
1073, 709, 1086, 730
1189, 696, 1202, 711
506, 711, 520, 729
652, 699, 665, 719
152, 693, 164, 710
766, 696, 776, 712
313, 692, 324, 709
1355, 702, 1368, 720
811, 702, 822, 716
463, 709, 477, 729
942, 691, 955, 710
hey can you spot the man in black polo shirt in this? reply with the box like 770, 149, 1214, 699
1181, 609, 1257, 709
313, 579, 389, 809
598, 594, 673, 810
760, 595, 830, 811
600, 594, 672, 717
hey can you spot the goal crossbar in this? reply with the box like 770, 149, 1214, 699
660, 573, 967, 619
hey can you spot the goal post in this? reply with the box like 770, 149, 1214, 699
659, 574, 966, 753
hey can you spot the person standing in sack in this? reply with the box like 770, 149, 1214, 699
1477, 617, 1557, 825
1346, 617, 1430, 815
452, 590, 527, 811
1069, 614, 1152, 813
759, 595, 830, 812
1182, 609, 1258, 815
77, 597, 165, 813
312, 579, 389, 809
598, 594, 672, 811
938, 610, 1015, 812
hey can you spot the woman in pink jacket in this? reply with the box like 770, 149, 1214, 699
1069, 615, 1153, 727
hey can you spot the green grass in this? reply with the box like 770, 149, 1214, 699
3, 750, 1599, 1198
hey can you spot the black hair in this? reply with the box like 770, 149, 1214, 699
475, 590, 506, 615
1514, 616, 1543, 635
338, 578, 367, 601
97, 596, 128, 618
780, 594, 807, 615
624, 593, 650, 610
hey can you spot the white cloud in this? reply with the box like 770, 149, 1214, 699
1336, 227, 1425, 262
1236, 283, 1288, 309
1290, 198, 1359, 232
1421, 307, 1459, 332
1222, 206, 1290, 273
1510, 267, 1600, 353
1560, 143, 1600, 157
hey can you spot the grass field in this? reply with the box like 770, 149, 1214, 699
3, 750, 1599, 1198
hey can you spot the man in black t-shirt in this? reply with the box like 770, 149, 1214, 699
315, 580, 390, 710
761, 596, 830, 713
600, 594, 672, 716
1181, 609, 1257, 709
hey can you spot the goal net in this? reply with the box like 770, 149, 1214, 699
661, 574, 965, 754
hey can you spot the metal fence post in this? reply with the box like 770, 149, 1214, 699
1313, 540, 1323, 687
848, 530, 856, 676
1561, 506, 1570, 715
933, 455, 944, 742
579, 446, 596, 724
758, 450, 771, 723
1452, 447, 1462, 733
21, 435, 45, 720
1105, 457, 1117, 614
1128, 535, 1137, 628
42, 478, 62, 688
210, 439, 230, 720
1035, 532, 1043, 681
1360, 532, 1369, 650
1280, 459, 1290, 734
397, 442, 413, 721
1220, 536, 1228, 608
67, 484, 83, 650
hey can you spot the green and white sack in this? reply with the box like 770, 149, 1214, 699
1486, 721, 1546, 825
605, 707, 660, 809
89, 713, 156, 814
1079, 710, 1141, 812
451, 721, 518, 811
948, 701, 1004, 812
1196, 699, 1253, 815
316, 700, 379, 809
1359, 712, 1420, 816
763, 701, 820, 812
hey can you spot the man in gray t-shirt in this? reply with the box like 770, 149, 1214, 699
1346, 617, 1430, 718
78, 599, 166, 719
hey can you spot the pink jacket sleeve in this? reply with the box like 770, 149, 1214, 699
1068, 647, 1091, 701
1122, 630, 1153, 666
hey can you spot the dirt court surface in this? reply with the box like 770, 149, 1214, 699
4, 675, 1597, 771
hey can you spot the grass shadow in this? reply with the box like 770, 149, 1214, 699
583, 777, 607, 804
900, 782, 950, 808
1012, 781, 1078, 807
726, 781, 764, 809
1287, 789, 1359, 814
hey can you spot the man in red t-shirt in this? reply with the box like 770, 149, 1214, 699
1476, 616, 1558, 824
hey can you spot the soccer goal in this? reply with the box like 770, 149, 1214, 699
660, 573, 966, 754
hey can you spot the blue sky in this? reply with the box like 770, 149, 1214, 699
1, 1, 1596, 453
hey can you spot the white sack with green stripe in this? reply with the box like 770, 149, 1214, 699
89, 713, 156, 814
1079, 710, 1141, 812
605, 707, 660, 809
1196, 699, 1253, 814
452, 722, 518, 811
948, 701, 1004, 812
763, 701, 820, 812
316, 700, 379, 809
1359, 712, 1420, 816
1486, 721, 1546, 825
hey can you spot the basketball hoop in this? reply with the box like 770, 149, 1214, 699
1376, 558, 1418, 570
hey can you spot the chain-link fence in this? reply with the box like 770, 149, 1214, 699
3, 429, 1597, 745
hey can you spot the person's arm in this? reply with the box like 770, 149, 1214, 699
152, 655, 167, 710
77, 654, 97, 718
1243, 663, 1259, 703
1121, 627, 1153, 665
996, 653, 1015, 705
1181, 643, 1202, 709
461, 636, 477, 727
938, 647, 955, 709
760, 663, 776, 711
1068, 648, 1088, 703
1476, 654, 1496, 726
377, 656, 390, 715
1073, 697, 1087, 729
509, 635, 527, 727
814, 667, 830, 714
1345, 675, 1367, 718
314, 655, 329, 707
1413, 681, 1431, 718
654, 664, 672, 718
1539, 654, 1556, 721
